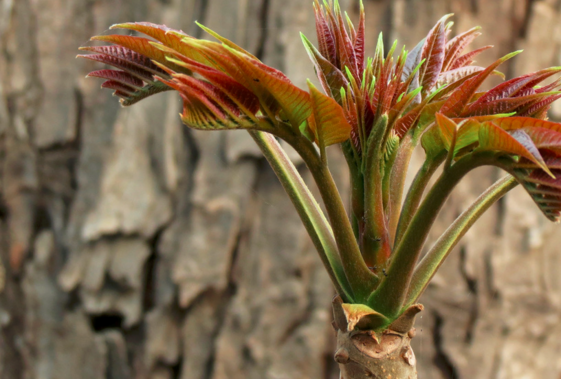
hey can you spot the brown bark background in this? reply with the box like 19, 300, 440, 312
1, 0, 561, 378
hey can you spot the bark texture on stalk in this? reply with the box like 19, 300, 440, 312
332, 297, 421, 379
2, 0, 561, 378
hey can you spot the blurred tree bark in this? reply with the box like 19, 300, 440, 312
1, 0, 561, 378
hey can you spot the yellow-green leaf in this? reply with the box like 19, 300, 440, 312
307, 80, 352, 147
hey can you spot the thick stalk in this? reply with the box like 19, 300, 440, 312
404, 175, 517, 308
387, 133, 415, 243
278, 127, 379, 301
363, 116, 392, 269
249, 131, 354, 301
368, 152, 498, 316
341, 141, 365, 248
394, 153, 446, 246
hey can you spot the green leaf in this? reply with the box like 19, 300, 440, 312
341, 303, 390, 331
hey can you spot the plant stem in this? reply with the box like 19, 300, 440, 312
387, 134, 414, 245
404, 175, 517, 308
277, 127, 379, 301
341, 141, 365, 246
363, 116, 392, 269
367, 152, 498, 316
394, 153, 445, 247
249, 131, 355, 301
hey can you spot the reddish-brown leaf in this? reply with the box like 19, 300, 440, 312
463, 92, 560, 117
440, 51, 521, 117
100, 80, 137, 96
419, 15, 452, 95
437, 66, 484, 87
157, 52, 260, 116
331, 3, 358, 78
354, 1, 366, 74
478, 123, 550, 174
301, 33, 348, 102
521, 127, 561, 153
448, 45, 493, 70
520, 94, 561, 118
79, 45, 165, 76
78, 53, 156, 83
491, 117, 561, 133
90, 35, 184, 71
87, 69, 144, 89
443, 26, 481, 71
313, 0, 338, 65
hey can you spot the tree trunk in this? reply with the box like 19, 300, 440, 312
2, 0, 561, 379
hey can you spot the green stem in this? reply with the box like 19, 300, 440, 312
403, 175, 517, 308
249, 131, 354, 301
278, 127, 378, 301
394, 153, 446, 247
341, 141, 364, 246
387, 134, 414, 246
367, 152, 498, 316
364, 116, 392, 269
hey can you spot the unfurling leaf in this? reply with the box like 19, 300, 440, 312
478, 122, 552, 176
419, 14, 452, 95
308, 80, 352, 148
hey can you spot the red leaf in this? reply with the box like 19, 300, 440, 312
331, 2, 358, 78
78, 53, 156, 83
520, 94, 561, 118
521, 127, 561, 153
313, 0, 338, 65
448, 45, 493, 70
463, 92, 560, 117
478, 123, 550, 174
511, 67, 561, 96
87, 69, 143, 89
443, 26, 482, 71
90, 35, 184, 71
354, 1, 366, 74
491, 117, 561, 133
79, 45, 165, 76
437, 66, 484, 87
100, 80, 137, 96
419, 15, 451, 95
394, 100, 427, 138
174, 74, 243, 118
157, 51, 260, 116
301, 34, 348, 102
516, 153, 561, 169
526, 169, 561, 190
440, 51, 521, 117
158, 76, 229, 128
